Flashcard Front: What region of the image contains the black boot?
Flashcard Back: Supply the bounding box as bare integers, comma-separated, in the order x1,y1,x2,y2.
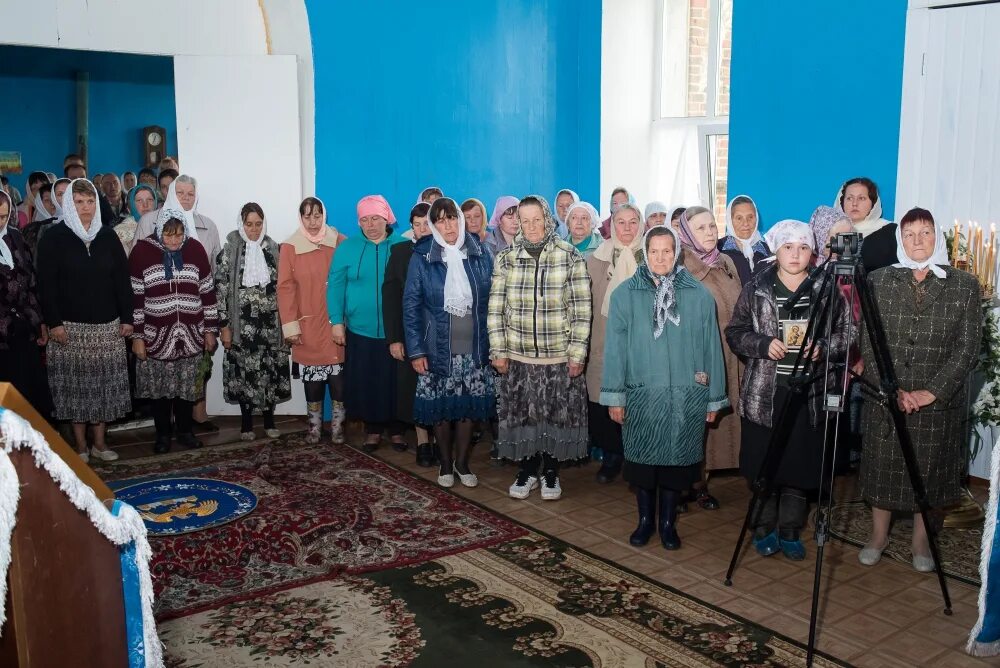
175,432,203,450
415,443,434,467
629,487,657,546
658,489,681,550
595,452,623,483
153,433,172,454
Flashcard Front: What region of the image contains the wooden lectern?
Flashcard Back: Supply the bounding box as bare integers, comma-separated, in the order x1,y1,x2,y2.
0,383,128,667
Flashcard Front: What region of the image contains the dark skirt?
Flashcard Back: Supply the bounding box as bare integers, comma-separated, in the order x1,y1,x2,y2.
624,461,701,491
413,354,495,425
0,318,53,419
344,329,396,424
587,400,622,454
395,357,418,425
739,386,829,491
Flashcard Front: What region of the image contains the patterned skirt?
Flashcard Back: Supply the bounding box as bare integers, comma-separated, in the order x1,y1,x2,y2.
413,354,495,425
46,320,130,423
495,360,588,462
136,355,201,402
223,345,292,407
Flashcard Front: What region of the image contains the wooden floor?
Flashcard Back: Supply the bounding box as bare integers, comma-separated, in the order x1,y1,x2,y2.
99,416,992,667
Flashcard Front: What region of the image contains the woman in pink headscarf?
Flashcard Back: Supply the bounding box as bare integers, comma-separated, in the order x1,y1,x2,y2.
327,195,408,452
677,206,743,511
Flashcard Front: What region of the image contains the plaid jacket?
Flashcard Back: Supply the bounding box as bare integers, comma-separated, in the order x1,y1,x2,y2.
488,236,592,364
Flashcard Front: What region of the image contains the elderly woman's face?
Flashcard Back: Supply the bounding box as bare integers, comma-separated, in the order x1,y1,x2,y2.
134,190,156,217
731,203,757,240
162,226,185,252
499,207,519,236
647,212,667,228
359,215,388,241
301,205,324,234
0,200,9,232
433,211,461,245
175,182,196,211
243,211,264,242
519,204,546,244
556,193,574,221
612,191,629,207
613,209,641,245
901,219,936,263
688,211,719,249
647,233,677,275
776,242,813,275
464,206,484,234
411,215,431,240
567,208,592,241
74,191,97,226
843,183,874,223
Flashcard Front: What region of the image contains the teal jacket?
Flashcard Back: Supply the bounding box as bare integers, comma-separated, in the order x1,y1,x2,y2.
326,230,406,339
600,267,729,467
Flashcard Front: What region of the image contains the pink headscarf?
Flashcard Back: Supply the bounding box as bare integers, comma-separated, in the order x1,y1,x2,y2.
677,207,722,266
489,195,520,229
298,197,329,245
357,195,396,224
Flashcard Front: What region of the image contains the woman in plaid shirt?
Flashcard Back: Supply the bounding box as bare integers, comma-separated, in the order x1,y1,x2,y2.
488,195,592,501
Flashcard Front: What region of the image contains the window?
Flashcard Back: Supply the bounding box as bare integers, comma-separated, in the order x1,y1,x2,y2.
653,0,732,226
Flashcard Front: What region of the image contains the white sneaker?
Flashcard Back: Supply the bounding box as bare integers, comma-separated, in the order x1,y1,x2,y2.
454,466,478,488
437,472,455,488
78,451,90,464
509,472,539,499
240,431,255,441
540,470,562,501
90,447,119,462
265,428,281,439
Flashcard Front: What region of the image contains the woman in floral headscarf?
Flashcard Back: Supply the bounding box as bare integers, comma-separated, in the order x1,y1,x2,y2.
488,195,592,502
602,225,728,550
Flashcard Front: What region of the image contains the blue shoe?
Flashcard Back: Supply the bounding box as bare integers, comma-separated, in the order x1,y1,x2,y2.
753,530,780,557
779,538,806,561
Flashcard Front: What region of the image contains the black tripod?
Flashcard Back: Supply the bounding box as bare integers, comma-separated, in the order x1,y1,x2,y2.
722,236,952,667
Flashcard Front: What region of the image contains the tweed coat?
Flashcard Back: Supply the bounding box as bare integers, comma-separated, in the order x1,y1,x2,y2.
859,265,982,511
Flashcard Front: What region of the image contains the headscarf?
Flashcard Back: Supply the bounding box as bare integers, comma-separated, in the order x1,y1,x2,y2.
808,205,853,261
162,176,200,241
677,206,722,266
155,207,188,280
609,186,637,213
763,219,815,262
357,194,396,224
833,181,889,237
642,225,685,337
553,188,580,237
128,184,158,223
51,178,70,219
723,195,768,268
893,217,949,279
514,194,556,252
31,191,53,223
428,198,473,317
644,201,669,225
489,195,520,230
238,206,271,288
298,197,329,245
61,179,103,244
565,201,600,232
0,190,14,269
593,202,644,316
417,186,443,204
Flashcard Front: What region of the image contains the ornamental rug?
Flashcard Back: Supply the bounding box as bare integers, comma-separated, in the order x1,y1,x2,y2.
826,499,982,585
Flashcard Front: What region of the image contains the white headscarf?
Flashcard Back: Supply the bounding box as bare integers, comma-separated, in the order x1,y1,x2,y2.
0,191,14,269
893,216,949,279
238,207,271,288
61,179,103,244
644,201,669,225
565,201,600,232
725,195,767,268
50,179,69,220
593,202,644,316
834,182,890,237
163,176,200,241
428,198,473,317
31,191,52,223
763,219,815,262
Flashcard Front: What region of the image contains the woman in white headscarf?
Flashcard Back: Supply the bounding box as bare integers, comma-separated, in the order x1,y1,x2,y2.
134,174,221,271
858,207,980,573
834,176,896,272
563,200,602,256
586,202,644,483
553,188,580,238
404,197,495,488
644,201,669,230
36,179,134,462
22,182,60,257
717,195,771,285
215,202,291,441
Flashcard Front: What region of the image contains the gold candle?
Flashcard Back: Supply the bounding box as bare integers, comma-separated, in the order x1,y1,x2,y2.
953,219,960,259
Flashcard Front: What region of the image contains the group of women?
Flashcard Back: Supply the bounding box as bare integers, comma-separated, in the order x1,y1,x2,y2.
0,173,982,573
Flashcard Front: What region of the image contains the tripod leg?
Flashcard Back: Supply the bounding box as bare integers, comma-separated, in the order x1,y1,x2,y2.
724,487,761,587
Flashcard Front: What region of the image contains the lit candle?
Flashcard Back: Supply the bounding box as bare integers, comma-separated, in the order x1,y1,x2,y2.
953,219,960,259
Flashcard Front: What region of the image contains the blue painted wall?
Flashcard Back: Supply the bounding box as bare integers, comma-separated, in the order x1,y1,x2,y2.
0,46,176,189
305,0,601,234
727,0,908,228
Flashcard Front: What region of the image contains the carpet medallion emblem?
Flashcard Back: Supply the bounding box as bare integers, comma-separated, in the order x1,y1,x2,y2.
116,477,258,536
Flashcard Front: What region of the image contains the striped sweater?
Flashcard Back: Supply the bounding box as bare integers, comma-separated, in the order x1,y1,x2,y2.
129,237,219,360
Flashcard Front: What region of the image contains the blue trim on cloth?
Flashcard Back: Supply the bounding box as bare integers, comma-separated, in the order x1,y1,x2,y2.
976,503,1000,646
112,500,146,668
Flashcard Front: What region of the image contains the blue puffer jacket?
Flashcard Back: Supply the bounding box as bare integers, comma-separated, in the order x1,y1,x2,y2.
403,233,494,376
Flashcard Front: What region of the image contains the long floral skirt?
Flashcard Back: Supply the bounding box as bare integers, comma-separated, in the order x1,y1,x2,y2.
136,355,201,402
495,360,588,462
413,354,495,425
223,344,291,408
46,320,130,423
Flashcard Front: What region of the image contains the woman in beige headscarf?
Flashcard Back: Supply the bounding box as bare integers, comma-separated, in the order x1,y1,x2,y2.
586,202,644,483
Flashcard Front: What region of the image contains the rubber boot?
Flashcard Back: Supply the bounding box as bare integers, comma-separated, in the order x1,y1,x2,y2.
629,487,657,546
305,401,322,444
330,401,346,445
658,489,681,550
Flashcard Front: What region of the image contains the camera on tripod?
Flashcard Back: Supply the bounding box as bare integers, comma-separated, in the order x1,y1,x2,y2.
828,232,861,259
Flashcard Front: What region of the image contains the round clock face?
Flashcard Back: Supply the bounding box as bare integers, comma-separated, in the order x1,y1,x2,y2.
147,132,162,147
